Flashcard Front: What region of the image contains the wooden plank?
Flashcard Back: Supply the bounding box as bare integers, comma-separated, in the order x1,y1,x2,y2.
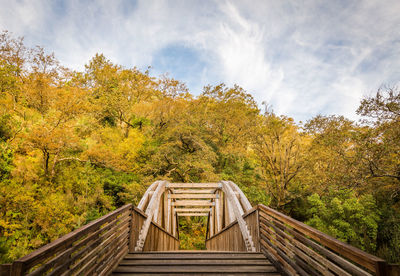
221,181,255,252
137,182,158,210
174,208,211,212
215,190,222,232
206,208,257,242
0,263,11,276
11,204,132,273
259,210,371,276
167,183,222,188
259,215,353,276
228,181,252,212
172,189,216,194
30,214,130,276
177,212,209,216
210,208,214,237
166,195,171,232
172,200,215,206
169,194,217,199
119,259,271,265
258,204,384,273
172,206,176,238
113,265,276,273
135,181,166,251
260,235,303,276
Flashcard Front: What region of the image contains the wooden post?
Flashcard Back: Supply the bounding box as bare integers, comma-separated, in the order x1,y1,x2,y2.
166,194,171,233
215,191,221,232
210,205,214,237
172,206,176,237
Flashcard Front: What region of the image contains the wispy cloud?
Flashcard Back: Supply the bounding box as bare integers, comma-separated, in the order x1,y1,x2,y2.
1,0,399,121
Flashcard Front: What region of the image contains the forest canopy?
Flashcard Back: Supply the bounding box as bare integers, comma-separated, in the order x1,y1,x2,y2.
0,31,399,263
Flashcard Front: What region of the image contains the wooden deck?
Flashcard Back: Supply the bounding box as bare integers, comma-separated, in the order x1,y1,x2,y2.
112,251,280,275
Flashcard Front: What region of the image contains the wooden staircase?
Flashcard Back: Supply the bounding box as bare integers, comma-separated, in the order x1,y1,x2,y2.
112,251,280,275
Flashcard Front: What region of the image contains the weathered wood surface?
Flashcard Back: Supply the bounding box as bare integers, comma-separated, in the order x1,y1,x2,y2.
129,206,179,252
167,183,222,188
142,222,179,251
134,181,167,251
172,200,215,206
0,203,180,276
205,208,259,252
257,204,399,276
112,252,280,275
2,204,132,276
169,194,217,199
177,212,209,216
4,181,399,276
174,207,211,212
220,181,256,252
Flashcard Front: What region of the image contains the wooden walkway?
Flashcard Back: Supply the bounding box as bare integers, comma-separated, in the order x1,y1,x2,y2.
1,181,399,276
112,251,280,275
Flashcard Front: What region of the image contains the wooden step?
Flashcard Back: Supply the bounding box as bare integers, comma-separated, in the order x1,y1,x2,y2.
113,274,280,276
112,251,281,275
113,265,277,273
119,259,271,265
124,253,267,259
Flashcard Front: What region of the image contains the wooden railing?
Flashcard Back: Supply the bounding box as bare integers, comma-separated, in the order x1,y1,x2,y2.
1,204,179,276
257,204,399,276
130,206,179,251
1,204,131,276
205,207,260,252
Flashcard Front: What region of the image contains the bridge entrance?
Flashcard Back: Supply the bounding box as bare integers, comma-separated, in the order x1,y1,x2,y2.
135,181,256,252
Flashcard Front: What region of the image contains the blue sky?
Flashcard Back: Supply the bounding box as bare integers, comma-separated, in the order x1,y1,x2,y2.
1,0,399,121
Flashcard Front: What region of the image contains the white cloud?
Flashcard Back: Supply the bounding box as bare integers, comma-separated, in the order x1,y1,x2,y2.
1,0,399,121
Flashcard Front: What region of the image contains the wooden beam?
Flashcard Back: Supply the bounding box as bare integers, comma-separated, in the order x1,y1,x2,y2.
169,194,217,199
172,200,215,206
137,182,158,210
221,181,256,252
177,213,209,216
166,195,171,233
172,206,176,238
172,189,216,194
167,183,222,189
215,190,221,232
174,208,211,212
209,207,214,237
226,197,235,223
135,181,166,251
228,181,252,212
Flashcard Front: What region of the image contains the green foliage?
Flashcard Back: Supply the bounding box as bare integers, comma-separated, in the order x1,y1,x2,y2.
178,216,207,250
306,192,380,252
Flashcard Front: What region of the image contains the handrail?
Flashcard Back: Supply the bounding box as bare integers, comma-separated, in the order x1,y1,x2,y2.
1,203,180,275
205,206,257,241
131,206,179,242
257,204,395,276
205,207,259,252
5,204,132,275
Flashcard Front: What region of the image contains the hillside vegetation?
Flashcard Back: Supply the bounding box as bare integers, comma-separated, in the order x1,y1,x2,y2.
0,31,399,263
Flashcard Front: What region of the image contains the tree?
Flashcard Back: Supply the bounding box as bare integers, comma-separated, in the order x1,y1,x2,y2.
254,113,309,210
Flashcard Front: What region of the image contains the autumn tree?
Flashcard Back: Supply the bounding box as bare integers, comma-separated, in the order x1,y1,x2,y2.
254,113,309,210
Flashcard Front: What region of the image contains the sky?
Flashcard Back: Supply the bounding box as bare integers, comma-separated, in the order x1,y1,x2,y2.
1,0,399,121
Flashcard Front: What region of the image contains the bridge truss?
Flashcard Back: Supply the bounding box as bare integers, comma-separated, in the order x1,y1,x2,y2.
135,181,256,252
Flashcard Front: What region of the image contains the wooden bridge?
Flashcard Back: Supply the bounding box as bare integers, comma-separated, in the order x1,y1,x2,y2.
1,181,399,275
